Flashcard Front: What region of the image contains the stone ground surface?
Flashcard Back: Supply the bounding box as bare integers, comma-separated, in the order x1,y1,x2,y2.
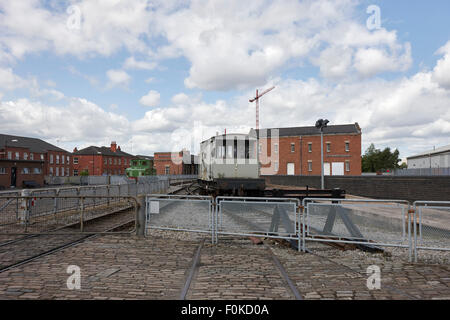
0,231,449,300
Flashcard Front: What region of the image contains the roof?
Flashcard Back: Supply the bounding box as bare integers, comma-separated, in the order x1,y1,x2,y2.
135,155,154,161
256,123,361,138
407,145,450,159
0,133,69,153
73,146,133,157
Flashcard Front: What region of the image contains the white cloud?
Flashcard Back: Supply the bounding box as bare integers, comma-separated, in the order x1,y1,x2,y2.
432,41,450,89
0,67,26,91
106,69,131,89
123,56,157,70
0,97,130,145
139,90,160,107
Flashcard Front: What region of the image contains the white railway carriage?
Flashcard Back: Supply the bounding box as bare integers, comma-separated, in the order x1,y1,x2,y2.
199,130,265,195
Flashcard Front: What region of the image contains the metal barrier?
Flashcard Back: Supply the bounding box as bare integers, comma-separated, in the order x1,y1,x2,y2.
145,194,214,243
0,195,138,235
216,197,300,248
413,201,450,261
301,198,413,260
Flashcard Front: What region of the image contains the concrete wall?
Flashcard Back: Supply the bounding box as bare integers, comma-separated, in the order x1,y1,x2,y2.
262,175,450,203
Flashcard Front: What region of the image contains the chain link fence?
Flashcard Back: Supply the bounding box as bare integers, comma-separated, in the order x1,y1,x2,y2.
145,195,213,242
301,198,413,260
413,201,450,260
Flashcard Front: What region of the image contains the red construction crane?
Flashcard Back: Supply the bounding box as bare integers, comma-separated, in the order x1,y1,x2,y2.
249,86,275,130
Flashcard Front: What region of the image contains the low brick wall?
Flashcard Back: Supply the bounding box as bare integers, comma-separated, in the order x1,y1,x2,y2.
262,175,450,203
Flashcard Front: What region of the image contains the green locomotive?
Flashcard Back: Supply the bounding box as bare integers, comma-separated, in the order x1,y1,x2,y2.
125,157,155,179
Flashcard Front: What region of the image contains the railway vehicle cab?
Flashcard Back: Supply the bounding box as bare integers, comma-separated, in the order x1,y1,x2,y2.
199,130,265,195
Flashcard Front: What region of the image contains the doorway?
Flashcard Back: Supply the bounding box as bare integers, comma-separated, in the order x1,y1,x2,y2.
11,167,17,187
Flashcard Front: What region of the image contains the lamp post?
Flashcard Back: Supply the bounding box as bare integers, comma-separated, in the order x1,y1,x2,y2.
315,119,329,190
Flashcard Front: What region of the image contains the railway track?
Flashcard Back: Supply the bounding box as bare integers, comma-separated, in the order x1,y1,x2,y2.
0,207,135,274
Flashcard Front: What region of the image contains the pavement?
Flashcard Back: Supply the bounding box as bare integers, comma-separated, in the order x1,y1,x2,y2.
0,232,449,300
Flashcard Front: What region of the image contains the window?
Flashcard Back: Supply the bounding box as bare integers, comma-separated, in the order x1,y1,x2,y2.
165,165,170,175
50,167,53,176
274,143,278,154
345,161,350,172
24,152,28,160
308,143,312,153
0,168,6,174
30,153,34,160
124,159,127,165
345,142,350,152
109,158,112,165
56,155,60,164
33,168,42,174
326,142,331,153
119,158,121,165
50,154,54,164
291,143,295,153
67,156,70,163
73,157,79,164
258,143,262,154
40,154,44,160
22,168,30,174
66,167,70,176
74,169,79,176
62,155,65,164
61,167,65,176
15,152,20,160
55,167,59,177
114,158,117,165
7,151,12,159
274,161,279,173
308,161,313,172
104,158,107,165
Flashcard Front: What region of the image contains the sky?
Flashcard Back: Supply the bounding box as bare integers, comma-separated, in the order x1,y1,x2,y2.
0,0,449,160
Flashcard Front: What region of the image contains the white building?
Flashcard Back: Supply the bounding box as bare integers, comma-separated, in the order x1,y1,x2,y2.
407,145,450,169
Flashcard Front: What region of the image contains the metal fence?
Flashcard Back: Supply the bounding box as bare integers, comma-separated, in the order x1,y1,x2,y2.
216,197,300,246
0,179,170,235
44,174,198,186
413,201,450,258
145,195,214,242
0,195,138,234
301,198,413,260
394,168,450,176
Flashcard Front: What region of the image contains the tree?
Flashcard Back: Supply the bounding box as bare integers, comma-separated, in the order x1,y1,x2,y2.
361,143,402,173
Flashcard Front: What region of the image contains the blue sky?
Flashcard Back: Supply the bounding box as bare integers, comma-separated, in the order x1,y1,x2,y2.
0,0,449,159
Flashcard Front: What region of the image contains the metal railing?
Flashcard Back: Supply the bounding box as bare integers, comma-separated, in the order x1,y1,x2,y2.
215,196,300,247
145,194,214,243
301,198,413,260
413,201,450,261
0,195,138,235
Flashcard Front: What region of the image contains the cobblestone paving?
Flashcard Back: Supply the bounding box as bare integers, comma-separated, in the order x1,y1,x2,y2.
187,239,293,300
0,233,449,300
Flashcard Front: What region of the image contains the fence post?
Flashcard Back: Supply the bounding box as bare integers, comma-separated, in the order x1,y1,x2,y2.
53,188,59,216
136,195,146,237
19,189,31,230
80,197,85,232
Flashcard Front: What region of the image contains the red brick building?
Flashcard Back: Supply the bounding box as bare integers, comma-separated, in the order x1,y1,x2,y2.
0,134,72,189
258,123,362,176
154,150,198,175
72,142,134,176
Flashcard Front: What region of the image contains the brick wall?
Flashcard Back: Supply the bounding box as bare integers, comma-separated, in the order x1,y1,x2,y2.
154,152,183,175
263,175,450,203
259,133,361,176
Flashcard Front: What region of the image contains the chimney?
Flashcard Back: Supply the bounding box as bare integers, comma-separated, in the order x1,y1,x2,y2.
118,146,121,151
111,141,117,153
73,147,78,153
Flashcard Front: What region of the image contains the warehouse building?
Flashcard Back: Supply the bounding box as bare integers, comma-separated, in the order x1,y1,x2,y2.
407,145,450,169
